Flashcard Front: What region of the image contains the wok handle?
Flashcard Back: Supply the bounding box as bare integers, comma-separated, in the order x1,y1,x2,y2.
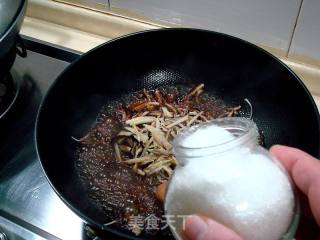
16,35,27,58
85,224,123,240
85,225,105,240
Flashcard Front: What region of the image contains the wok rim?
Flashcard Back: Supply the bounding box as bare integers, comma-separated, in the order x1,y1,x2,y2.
35,27,320,238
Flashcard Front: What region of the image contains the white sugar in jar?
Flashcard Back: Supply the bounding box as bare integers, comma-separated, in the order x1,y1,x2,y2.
165,117,299,240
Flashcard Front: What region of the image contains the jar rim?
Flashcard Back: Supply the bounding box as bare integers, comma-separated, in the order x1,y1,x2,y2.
173,117,259,157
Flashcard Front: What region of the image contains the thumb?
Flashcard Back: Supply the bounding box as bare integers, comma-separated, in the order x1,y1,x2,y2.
183,215,243,240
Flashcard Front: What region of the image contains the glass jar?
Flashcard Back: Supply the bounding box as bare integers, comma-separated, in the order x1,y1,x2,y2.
164,117,299,240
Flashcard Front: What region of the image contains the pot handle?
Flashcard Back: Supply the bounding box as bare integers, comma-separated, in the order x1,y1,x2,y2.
85,225,104,240
16,35,27,58
85,225,121,240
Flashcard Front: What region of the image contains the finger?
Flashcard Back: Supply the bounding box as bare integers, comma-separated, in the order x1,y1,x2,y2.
183,215,242,240
270,145,320,225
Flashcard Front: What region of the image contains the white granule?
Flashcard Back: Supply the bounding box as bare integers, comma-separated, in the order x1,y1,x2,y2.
165,125,295,240
180,125,235,148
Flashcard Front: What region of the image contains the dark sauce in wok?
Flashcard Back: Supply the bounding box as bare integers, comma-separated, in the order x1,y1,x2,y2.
74,85,242,237
75,116,164,236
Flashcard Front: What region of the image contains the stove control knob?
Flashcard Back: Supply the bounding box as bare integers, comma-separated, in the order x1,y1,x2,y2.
0,232,7,240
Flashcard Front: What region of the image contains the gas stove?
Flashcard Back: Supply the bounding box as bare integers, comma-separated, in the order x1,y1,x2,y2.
0,36,93,240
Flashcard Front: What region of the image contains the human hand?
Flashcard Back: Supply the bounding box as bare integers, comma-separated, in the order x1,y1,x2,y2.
270,145,320,240
183,215,242,240
183,145,320,240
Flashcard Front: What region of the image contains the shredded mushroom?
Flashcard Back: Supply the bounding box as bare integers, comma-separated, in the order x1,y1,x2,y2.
113,84,241,182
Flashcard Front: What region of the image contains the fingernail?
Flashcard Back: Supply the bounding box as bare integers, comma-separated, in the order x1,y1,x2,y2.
184,215,208,240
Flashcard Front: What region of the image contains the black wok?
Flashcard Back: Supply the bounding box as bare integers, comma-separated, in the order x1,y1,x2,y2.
36,29,320,239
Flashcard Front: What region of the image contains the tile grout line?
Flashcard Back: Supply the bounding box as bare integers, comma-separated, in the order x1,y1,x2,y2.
286,0,304,57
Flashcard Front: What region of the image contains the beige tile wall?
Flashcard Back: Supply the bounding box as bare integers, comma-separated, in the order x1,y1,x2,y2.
67,0,320,66
110,0,302,54
29,0,161,39
288,0,320,67
23,0,320,97
91,0,107,4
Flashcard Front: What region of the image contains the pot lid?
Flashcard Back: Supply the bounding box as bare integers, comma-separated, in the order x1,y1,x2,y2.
0,0,24,38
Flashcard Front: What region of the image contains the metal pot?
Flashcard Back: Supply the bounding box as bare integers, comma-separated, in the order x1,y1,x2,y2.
0,0,27,80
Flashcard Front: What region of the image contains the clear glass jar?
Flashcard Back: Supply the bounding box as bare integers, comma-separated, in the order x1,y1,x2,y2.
164,117,299,240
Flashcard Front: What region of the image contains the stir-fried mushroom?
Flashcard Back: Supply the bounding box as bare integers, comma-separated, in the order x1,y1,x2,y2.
74,83,242,236
114,84,241,183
